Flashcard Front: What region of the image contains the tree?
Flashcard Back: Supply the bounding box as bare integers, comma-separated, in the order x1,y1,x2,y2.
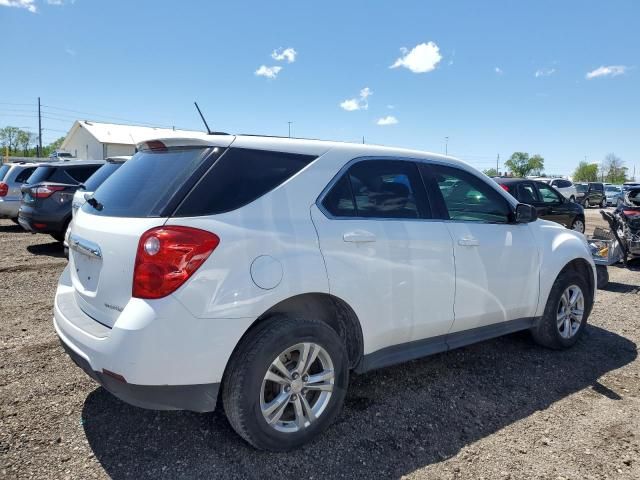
573,161,599,182
16,130,35,156
483,167,499,177
601,153,627,184
0,126,21,154
504,152,545,177
41,137,65,157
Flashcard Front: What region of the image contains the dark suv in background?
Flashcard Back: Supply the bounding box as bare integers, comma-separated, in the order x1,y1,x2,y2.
575,182,606,208
494,177,586,232
18,161,104,241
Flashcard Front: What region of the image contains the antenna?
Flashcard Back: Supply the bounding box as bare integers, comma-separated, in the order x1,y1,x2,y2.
194,101,212,135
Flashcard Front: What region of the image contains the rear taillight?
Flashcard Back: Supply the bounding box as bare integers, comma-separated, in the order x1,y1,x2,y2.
33,185,65,198
132,226,220,299
499,184,510,192
0,182,7,197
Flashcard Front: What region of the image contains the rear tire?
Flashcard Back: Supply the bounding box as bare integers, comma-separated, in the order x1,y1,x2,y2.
531,268,592,349
600,198,607,208
11,218,19,225
50,219,70,243
596,265,609,289
570,217,585,233
222,315,349,451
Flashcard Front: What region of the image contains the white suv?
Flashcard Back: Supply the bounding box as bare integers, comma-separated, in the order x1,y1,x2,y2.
54,135,596,451
538,178,578,202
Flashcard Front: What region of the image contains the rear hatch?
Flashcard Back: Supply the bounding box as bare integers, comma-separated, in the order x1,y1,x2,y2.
68,138,233,327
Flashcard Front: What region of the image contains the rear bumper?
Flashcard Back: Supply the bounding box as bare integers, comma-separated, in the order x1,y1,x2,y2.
0,198,20,219
18,205,67,234
53,266,253,412
58,338,219,412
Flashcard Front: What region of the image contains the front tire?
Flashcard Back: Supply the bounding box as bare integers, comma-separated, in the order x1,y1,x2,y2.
600,198,607,208
531,269,592,349
571,217,585,233
222,315,349,451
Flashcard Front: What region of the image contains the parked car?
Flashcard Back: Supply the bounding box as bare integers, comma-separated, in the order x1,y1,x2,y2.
71,156,131,220
575,182,606,208
0,162,42,223
18,161,104,241
48,151,75,161
537,178,577,202
494,178,586,233
55,135,596,451
605,185,624,207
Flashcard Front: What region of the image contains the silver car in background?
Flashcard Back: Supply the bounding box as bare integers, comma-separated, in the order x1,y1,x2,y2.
0,162,43,222
605,185,624,207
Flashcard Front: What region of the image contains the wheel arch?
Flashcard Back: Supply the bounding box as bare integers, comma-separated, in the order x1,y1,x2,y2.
225,292,364,373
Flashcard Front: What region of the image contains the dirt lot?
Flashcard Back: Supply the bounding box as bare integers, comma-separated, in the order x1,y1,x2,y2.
1,209,639,479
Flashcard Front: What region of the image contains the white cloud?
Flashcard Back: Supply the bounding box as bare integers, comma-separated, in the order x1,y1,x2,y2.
387,104,395,109
340,87,373,111
65,47,76,56
585,65,627,79
47,0,63,4
271,47,297,63
0,0,37,13
494,67,503,75
376,116,398,126
255,65,282,79
390,42,442,73
535,67,556,77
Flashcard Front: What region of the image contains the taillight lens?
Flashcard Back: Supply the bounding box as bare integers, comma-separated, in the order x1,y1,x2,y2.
0,182,7,197
33,185,65,198
499,184,510,192
132,226,220,299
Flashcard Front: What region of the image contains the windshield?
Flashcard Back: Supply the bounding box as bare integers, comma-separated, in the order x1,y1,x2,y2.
605,186,621,192
575,184,588,193
83,147,220,218
83,162,123,191
0,164,10,181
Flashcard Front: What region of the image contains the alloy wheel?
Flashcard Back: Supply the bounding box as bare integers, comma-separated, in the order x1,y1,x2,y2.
260,342,335,433
557,285,584,339
572,219,585,233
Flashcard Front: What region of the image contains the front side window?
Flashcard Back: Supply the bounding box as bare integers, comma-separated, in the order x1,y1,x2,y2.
536,183,562,204
430,165,511,223
322,160,430,219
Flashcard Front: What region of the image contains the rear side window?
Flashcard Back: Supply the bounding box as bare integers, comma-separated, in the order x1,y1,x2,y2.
322,160,430,219
175,148,317,216
14,167,36,183
517,183,539,203
83,163,122,191
0,165,10,181
85,147,220,218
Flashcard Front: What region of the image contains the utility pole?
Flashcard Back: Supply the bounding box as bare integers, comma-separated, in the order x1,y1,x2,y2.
37,97,42,157
496,153,500,175
288,121,292,138
444,136,449,155
362,136,365,144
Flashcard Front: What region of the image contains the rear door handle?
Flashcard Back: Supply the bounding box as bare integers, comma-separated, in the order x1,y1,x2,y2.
343,231,377,243
458,237,480,247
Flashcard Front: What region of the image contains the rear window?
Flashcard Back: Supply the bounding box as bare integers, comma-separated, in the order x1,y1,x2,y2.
83,163,123,191
25,166,55,184
65,165,102,183
0,164,10,181
84,147,221,218
14,167,36,183
575,184,588,193
174,148,317,216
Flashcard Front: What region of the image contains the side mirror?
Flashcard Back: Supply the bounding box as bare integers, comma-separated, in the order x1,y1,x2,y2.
515,203,538,223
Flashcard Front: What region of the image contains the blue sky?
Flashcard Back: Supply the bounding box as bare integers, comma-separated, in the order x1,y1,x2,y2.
1,0,638,176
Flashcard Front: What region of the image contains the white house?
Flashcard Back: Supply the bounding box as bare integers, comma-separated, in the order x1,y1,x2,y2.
60,120,205,160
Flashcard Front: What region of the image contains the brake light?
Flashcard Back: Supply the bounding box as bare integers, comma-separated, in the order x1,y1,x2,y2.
499,184,510,192
0,182,7,197
142,140,168,152
132,226,220,299
33,185,65,198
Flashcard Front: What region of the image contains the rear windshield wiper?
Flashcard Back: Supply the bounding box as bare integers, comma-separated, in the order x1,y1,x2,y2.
86,195,104,211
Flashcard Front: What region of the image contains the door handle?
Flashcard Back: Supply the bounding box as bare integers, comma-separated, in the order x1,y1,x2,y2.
458,237,480,247
343,231,377,243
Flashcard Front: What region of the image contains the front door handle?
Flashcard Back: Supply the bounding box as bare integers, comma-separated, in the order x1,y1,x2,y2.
343,231,377,243
458,237,480,247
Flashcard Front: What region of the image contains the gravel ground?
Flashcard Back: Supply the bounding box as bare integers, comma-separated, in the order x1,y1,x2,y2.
1,209,639,480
